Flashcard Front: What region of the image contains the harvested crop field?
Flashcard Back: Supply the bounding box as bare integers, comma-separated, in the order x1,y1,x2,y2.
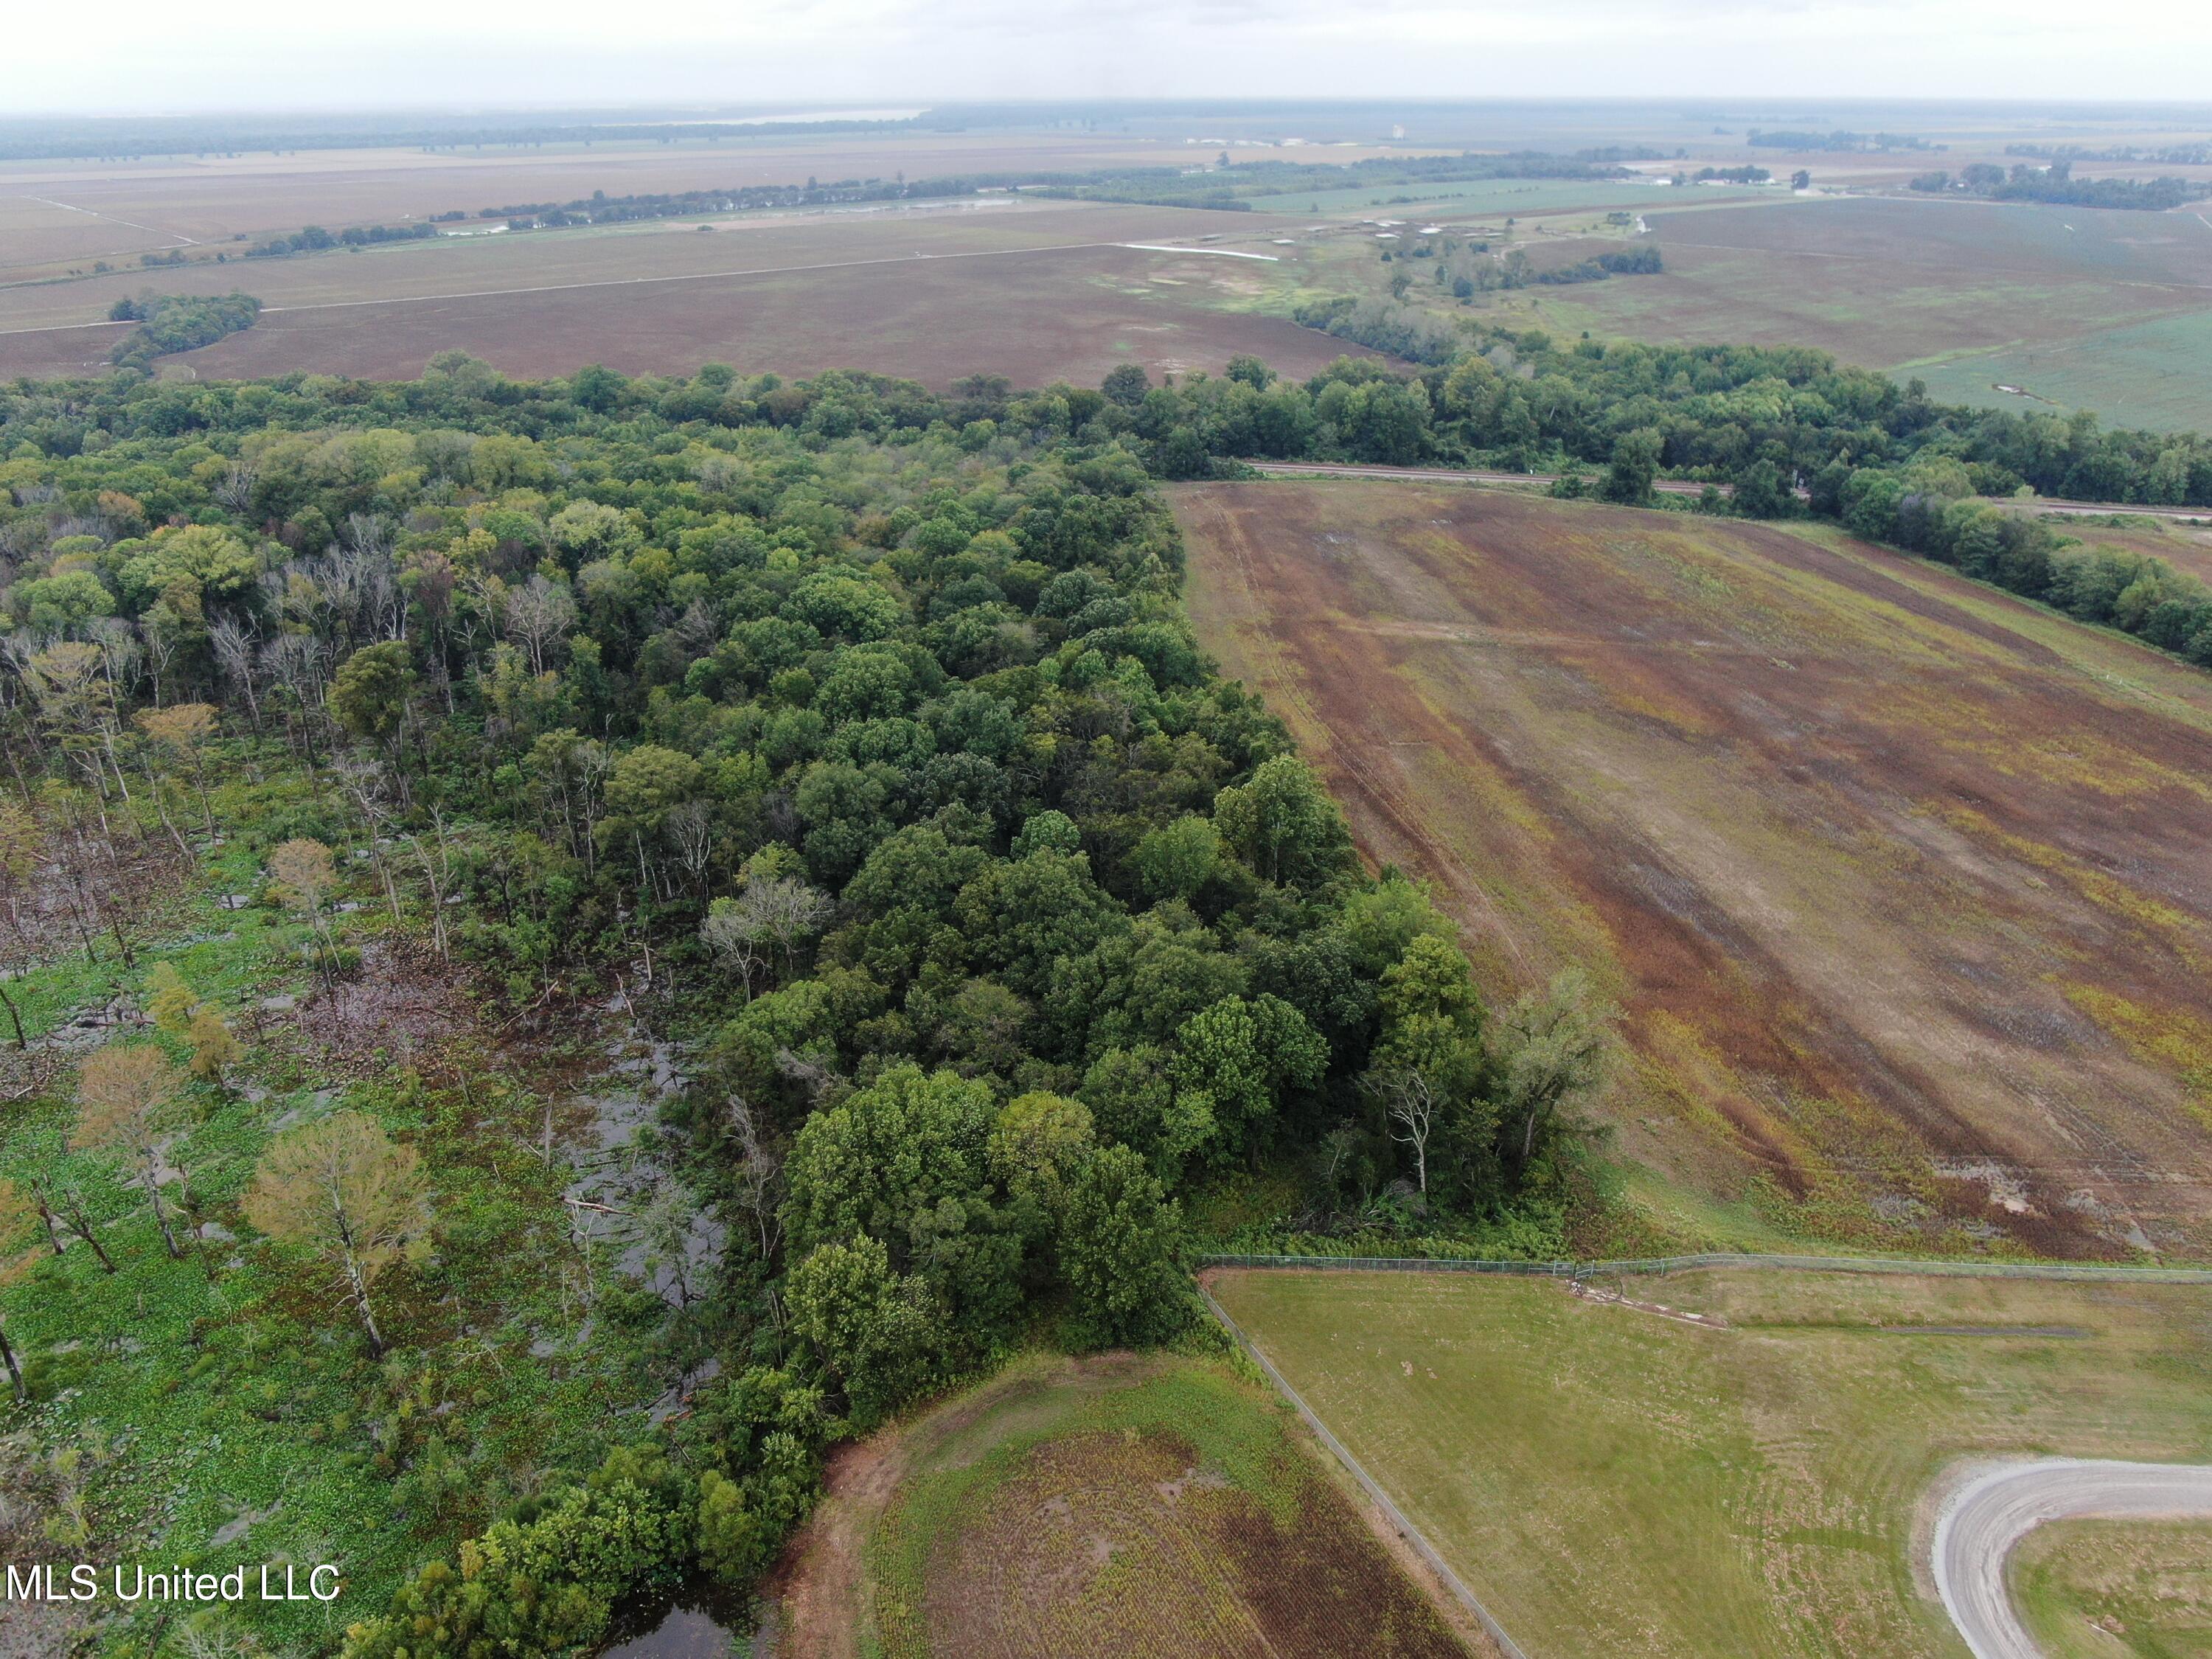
0,201,1352,386
1178,479,2212,1255
773,1353,1489,1659
1209,1265,2212,1659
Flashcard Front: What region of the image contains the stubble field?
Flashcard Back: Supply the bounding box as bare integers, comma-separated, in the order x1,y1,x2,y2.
0,199,1359,386
1209,1266,2212,1659
1177,479,2212,1255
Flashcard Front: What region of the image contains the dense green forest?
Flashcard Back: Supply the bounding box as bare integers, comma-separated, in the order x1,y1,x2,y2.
0,360,1606,1655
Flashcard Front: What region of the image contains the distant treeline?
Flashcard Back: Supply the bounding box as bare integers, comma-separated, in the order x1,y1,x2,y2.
1911,160,2211,210
246,221,447,258
2006,142,2212,166
479,176,980,226
1294,249,1661,361
1293,299,1464,364
103,292,260,372
1031,152,1633,211
1532,246,1665,284
1748,129,1936,152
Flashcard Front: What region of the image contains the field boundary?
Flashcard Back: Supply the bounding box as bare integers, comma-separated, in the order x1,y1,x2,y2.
1196,1281,1536,1659
1196,1251,2212,1284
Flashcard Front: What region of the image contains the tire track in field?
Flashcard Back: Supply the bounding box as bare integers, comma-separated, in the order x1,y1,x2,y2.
18,193,198,246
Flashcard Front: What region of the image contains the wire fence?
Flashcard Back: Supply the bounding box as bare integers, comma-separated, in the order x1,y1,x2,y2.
1195,1251,2212,1284
1197,1282,1536,1659
1198,1249,2212,1658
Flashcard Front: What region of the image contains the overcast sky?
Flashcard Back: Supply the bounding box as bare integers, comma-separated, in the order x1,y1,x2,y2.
16,0,2212,113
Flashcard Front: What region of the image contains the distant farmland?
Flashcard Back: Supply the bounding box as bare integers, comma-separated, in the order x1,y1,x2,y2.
1210,1266,2212,1659
1178,479,2212,1256
0,132,1428,276
1506,195,2212,431
0,200,1353,386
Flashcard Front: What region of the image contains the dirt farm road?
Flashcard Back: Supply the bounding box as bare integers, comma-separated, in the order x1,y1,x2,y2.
1933,1459,2212,1658
1243,460,2212,525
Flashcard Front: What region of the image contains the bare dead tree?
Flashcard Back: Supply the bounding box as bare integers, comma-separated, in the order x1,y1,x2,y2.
212,458,258,513
335,759,406,926
208,615,265,736
403,811,454,960
664,799,714,902
502,575,577,678
1366,1066,1439,1197
724,1093,782,1262
700,874,833,996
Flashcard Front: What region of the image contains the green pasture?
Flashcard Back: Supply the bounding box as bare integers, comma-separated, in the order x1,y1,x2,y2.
1210,1267,2212,1659
1907,310,2212,435
1245,178,1771,220
2012,1518,2212,1658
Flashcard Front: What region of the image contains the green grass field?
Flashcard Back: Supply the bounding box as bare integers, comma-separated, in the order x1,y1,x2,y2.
1244,179,1772,219
1209,1267,2212,1659
2012,1518,2212,1657
1395,195,2212,432
862,1354,1478,1659
1907,309,2212,435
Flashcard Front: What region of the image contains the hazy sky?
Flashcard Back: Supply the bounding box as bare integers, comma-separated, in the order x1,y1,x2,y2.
17,0,2212,112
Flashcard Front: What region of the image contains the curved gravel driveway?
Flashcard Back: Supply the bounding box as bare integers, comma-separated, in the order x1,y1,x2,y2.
1933,1458,2212,1658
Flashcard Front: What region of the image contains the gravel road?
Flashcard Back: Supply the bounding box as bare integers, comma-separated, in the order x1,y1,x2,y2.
1933,1458,2212,1658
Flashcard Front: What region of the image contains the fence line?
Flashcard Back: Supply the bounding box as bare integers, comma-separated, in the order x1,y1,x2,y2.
1195,1251,2212,1284
1199,1251,2212,1658
1196,1282,1536,1659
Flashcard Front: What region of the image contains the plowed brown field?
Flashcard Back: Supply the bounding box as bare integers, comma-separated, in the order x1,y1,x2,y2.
1178,479,2212,1256
0,201,1349,387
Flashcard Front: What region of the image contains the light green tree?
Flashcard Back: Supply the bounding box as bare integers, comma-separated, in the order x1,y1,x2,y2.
243,1110,431,1356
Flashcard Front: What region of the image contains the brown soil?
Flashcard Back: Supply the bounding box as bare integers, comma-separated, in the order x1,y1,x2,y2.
165,246,1352,387
925,1429,1469,1659
768,1360,1072,1659
768,1352,1492,1659
0,212,1359,387
771,1434,905,1659
1178,480,2212,1257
